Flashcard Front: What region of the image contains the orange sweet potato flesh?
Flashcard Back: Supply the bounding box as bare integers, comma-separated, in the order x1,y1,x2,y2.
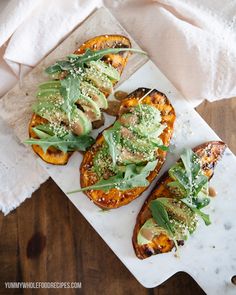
132,141,227,259
29,35,131,165
80,88,176,209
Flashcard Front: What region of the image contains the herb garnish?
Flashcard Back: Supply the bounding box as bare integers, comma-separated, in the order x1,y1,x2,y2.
168,148,210,225
28,46,147,152
25,124,94,153
60,76,81,121
45,48,147,75
68,160,157,194
103,121,121,167
150,199,179,251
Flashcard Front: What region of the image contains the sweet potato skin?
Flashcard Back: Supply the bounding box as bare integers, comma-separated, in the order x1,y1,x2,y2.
132,141,227,259
80,88,176,209
28,35,131,164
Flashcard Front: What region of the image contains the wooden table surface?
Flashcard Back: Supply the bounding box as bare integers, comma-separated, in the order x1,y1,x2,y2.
0,97,235,295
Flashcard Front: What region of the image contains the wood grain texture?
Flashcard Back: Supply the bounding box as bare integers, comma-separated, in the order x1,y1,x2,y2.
0,97,235,295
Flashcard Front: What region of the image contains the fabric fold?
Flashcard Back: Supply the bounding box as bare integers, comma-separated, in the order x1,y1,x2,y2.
0,0,236,214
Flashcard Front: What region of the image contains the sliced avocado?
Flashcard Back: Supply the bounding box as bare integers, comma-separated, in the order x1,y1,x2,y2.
158,198,197,234
71,108,92,135
33,100,59,120
80,81,108,109
36,88,60,98
123,136,157,154
84,67,113,94
137,218,169,245
39,80,61,90
130,104,165,138
88,60,120,82
77,94,101,121
93,145,113,178
117,147,149,165
133,121,165,138
119,131,157,163
168,164,189,198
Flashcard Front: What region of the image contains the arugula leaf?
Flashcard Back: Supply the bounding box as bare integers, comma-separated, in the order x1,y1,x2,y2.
168,164,189,197
31,128,50,140
192,208,211,225
168,148,211,225
150,199,174,236
56,60,73,70
71,173,124,192
181,198,211,225
25,132,94,153
168,149,208,199
68,160,157,194
103,122,121,167
192,174,208,199
195,182,209,209
150,199,179,251
60,76,81,121
32,124,55,136
68,48,147,66
45,48,147,75
45,64,62,75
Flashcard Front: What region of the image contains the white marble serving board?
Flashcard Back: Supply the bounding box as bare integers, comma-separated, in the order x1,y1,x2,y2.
40,60,236,294
1,7,236,294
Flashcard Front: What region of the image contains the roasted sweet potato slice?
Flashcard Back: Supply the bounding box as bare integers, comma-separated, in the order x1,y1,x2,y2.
132,141,226,259
80,88,176,208
74,34,131,80
29,35,131,165
29,114,72,165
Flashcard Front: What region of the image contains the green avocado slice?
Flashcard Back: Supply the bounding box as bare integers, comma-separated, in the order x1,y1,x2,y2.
84,66,113,94
38,80,61,90
88,60,120,82
76,94,101,121
158,198,198,235
80,81,108,109
137,218,169,245
36,88,60,98
71,108,92,135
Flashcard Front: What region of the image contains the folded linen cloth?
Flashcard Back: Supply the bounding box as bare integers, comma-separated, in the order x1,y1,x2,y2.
0,0,102,214
105,0,236,104
0,0,235,214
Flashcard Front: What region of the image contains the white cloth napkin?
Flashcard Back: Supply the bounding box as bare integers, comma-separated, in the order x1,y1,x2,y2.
0,0,102,214
0,0,236,214
105,0,236,105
